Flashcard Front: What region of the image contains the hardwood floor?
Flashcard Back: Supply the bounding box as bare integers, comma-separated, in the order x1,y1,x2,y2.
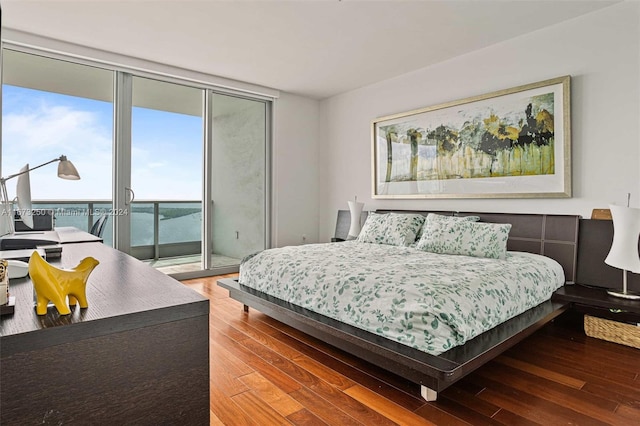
182,275,640,425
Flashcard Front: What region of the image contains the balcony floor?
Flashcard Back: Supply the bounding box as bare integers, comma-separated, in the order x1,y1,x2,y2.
145,254,240,275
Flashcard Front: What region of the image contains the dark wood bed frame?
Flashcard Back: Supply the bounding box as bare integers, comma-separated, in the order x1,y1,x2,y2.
217,210,580,401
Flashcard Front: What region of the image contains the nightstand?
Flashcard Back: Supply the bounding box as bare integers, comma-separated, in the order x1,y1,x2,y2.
553,285,640,322
552,284,640,348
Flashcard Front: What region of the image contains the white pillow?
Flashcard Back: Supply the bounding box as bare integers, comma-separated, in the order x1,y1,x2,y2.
415,218,512,259
357,213,425,246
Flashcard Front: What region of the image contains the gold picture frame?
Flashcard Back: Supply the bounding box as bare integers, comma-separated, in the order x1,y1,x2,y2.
371,76,571,199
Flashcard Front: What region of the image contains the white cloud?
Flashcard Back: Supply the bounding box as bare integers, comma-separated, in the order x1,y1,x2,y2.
3,103,112,200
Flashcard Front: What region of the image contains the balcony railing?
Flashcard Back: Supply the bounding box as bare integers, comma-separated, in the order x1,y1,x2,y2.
32,200,202,261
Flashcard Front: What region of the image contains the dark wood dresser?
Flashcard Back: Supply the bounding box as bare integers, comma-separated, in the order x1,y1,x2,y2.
0,242,209,425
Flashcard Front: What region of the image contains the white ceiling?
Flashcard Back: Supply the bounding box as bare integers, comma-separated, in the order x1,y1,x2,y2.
1,0,620,100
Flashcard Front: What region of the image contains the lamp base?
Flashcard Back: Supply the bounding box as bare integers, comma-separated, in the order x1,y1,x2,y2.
606,289,640,300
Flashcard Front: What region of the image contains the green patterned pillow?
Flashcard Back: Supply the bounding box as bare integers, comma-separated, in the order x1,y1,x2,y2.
415,219,512,259
415,213,480,243
357,213,425,246
385,213,426,246
356,212,389,244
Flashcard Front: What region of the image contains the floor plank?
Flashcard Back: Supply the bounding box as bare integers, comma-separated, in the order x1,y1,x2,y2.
344,384,437,426
493,355,586,389
209,386,257,426
238,372,304,417
183,275,640,425
477,361,623,424
231,391,292,425
291,354,356,390
288,387,364,426
469,375,610,426
285,408,330,426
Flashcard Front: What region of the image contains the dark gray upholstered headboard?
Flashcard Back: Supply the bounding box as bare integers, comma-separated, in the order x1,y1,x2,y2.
576,218,640,292
337,210,581,284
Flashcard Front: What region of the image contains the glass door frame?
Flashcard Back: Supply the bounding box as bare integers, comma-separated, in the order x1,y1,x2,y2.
113,72,133,254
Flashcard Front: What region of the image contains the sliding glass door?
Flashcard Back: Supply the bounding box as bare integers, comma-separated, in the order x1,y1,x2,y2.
1,48,270,277
206,93,268,271
130,76,204,269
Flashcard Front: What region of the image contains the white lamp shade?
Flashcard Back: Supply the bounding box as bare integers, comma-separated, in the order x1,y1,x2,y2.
58,157,81,180
347,201,364,240
604,204,640,273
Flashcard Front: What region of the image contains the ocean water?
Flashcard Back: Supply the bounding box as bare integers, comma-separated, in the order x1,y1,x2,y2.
35,203,202,247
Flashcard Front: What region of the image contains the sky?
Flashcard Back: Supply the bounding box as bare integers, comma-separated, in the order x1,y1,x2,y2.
2,85,202,202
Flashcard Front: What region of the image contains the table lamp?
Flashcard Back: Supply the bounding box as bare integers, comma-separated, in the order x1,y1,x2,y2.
0,155,80,235
604,203,640,300
347,196,364,240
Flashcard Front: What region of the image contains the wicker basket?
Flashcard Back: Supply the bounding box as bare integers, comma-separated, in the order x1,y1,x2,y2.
584,315,640,349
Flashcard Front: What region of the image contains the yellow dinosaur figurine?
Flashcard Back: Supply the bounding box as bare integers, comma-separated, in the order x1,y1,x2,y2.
29,252,100,315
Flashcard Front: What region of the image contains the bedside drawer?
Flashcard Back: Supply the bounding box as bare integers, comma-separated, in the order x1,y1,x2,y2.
574,303,640,324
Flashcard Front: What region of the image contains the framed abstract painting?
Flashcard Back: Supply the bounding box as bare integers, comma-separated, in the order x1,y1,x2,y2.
371,76,571,199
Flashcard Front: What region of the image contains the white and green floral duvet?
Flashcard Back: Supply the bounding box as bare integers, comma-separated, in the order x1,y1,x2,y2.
239,242,565,355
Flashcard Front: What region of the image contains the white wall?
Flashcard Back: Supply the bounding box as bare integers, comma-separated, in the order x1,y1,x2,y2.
319,2,640,241
272,92,321,247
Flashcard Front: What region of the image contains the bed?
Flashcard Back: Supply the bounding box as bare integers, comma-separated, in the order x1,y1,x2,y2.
218,210,579,401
